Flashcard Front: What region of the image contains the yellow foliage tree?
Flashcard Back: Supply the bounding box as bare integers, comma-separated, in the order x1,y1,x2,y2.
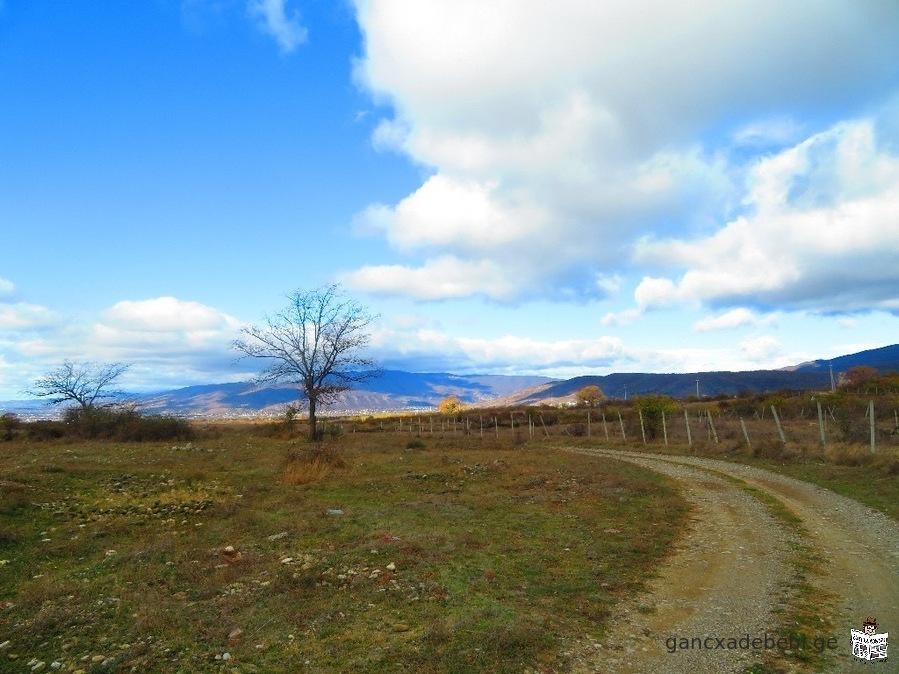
575,385,605,408
438,395,464,415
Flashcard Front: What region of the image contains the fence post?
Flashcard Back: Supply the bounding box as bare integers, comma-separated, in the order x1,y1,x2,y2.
817,401,826,449
638,408,647,446
740,417,751,451
771,405,786,445
870,400,876,453
602,411,609,440
684,408,692,447
494,416,499,439
708,409,719,444
539,414,549,438
617,409,626,442
662,411,668,446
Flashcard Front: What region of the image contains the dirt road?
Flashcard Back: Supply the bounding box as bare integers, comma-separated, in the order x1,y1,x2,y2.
563,448,899,673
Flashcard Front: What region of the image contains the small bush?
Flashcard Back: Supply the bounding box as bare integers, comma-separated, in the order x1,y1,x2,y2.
0,413,20,441
406,439,426,450
24,421,66,441
62,407,194,441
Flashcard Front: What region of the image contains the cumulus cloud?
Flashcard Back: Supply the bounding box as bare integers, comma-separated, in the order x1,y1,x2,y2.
739,336,784,364
0,303,59,331
104,297,236,332
370,325,627,374
634,118,899,314
694,308,777,332
248,0,307,53
96,297,241,350
348,0,899,302
342,256,517,301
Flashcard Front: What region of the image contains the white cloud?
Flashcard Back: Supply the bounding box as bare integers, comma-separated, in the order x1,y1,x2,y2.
739,336,784,364
96,297,241,352
248,0,307,53
371,325,627,374
0,303,59,331
342,256,517,301
349,0,899,301
104,297,235,332
694,308,776,332
601,309,640,328
634,118,899,313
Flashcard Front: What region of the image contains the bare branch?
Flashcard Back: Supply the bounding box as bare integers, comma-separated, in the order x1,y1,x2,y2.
28,361,130,409
231,284,379,440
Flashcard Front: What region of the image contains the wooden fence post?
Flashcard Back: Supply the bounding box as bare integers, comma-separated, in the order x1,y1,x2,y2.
638,408,647,446
662,411,668,446
707,409,719,444
870,400,876,453
617,409,626,442
740,417,751,451
771,405,786,445
684,408,692,447
817,401,826,449
602,411,609,440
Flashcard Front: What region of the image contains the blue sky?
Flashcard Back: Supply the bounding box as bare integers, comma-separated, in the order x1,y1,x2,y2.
2,0,899,398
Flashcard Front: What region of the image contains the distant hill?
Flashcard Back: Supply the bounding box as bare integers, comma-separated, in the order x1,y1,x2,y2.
5,344,897,418
137,371,556,417
492,344,899,406
791,343,899,376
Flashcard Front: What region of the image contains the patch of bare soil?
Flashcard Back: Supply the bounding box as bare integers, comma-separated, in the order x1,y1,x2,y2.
563,449,899,673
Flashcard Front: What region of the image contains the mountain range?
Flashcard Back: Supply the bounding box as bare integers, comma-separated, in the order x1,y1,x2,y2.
4,344,898,418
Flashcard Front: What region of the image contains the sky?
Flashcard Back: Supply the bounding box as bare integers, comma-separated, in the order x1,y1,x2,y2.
2,0,899,399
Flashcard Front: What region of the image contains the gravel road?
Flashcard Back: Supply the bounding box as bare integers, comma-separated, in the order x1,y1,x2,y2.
562,448,899,674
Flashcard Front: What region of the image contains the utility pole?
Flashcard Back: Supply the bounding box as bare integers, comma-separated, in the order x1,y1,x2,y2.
829,362,835,391
696,378,700,398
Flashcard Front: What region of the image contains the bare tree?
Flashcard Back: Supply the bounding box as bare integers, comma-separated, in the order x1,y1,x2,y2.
232,284,379,441
29,360,130,409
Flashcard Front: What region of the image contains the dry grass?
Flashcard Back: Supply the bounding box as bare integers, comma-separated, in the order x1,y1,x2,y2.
282,457,331,485
0,426,688,673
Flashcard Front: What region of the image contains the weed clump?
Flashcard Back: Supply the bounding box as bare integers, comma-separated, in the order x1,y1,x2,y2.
61,407,194,442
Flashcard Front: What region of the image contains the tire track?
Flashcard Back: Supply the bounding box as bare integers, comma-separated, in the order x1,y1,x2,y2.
564,448,899,673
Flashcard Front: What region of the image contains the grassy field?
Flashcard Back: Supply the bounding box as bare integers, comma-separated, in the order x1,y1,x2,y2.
0,425,688,673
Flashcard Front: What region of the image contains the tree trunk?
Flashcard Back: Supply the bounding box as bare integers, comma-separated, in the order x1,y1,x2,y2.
308,395,318,441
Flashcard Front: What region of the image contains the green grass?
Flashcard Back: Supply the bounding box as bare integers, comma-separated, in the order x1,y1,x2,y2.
0,428,688,673
741,458,899,521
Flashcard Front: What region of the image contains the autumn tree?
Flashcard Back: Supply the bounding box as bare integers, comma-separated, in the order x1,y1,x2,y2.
438,395,464,415
232,284,379,441
29,360,130,409
840,365,878,392
575,384,605,408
